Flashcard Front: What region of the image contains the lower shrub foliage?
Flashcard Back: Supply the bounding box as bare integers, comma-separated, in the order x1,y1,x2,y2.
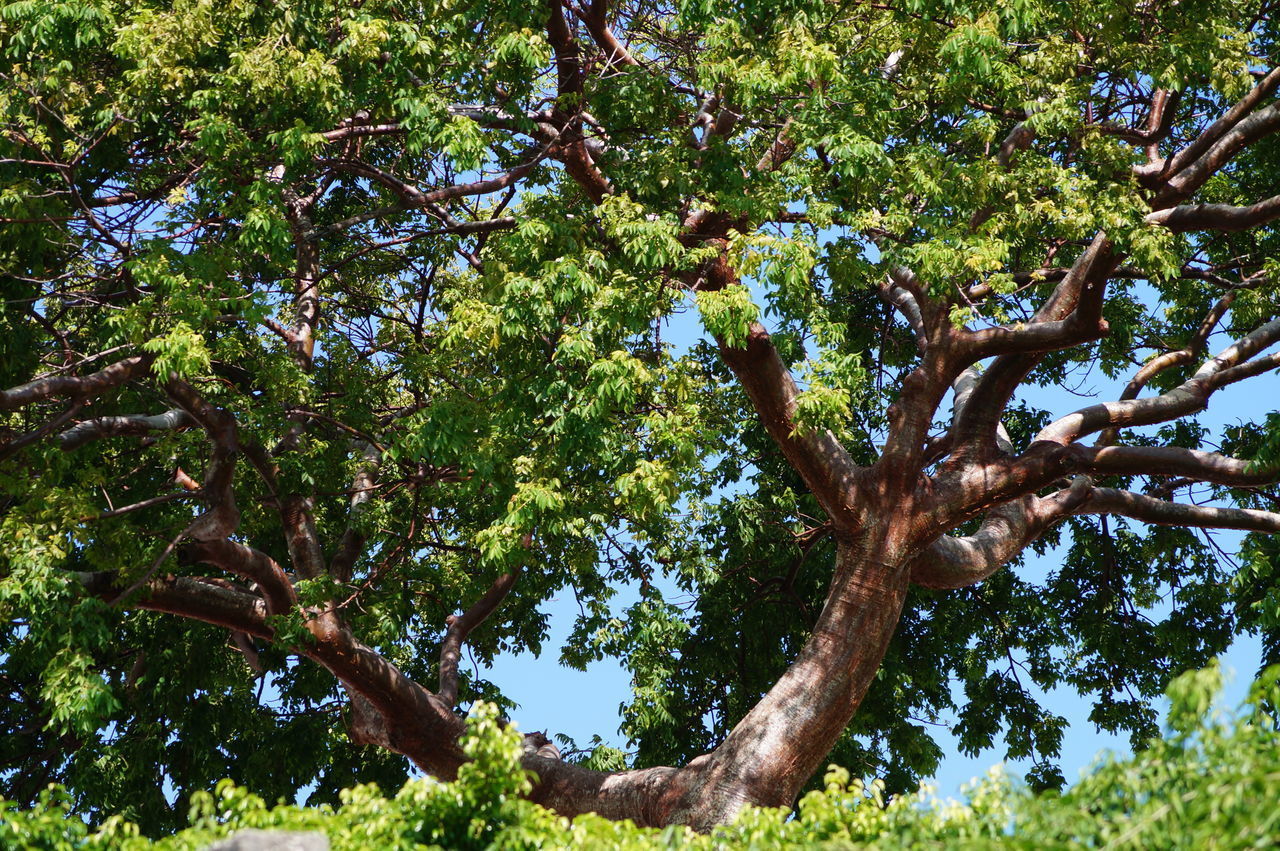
4,662,1278,850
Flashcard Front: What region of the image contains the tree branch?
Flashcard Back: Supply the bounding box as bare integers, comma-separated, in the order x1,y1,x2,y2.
58,408,192,451
1096,291,1234,445
909,479,1091,589
1145,193,1280,232
575,0,640,68
1075,488,1280,533
0,354,152,411
1150,99,1280,205
1076,445,1279,488
947,233,1118,458
281,495,328,582
181,539,298,616
438,565,523,707
78,572,274,638
716,323,868,532
1036,317,1280,445
1138,66,1280,188
164,378,241,541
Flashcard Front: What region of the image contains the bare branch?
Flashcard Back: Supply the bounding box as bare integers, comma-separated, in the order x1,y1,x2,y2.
1075,488,1280,533
1152,100,1280,204
948,233,1118,457
0,354,152,411
1145,193,1280,232
1096,291,1235,445
279,495,327,582
0,402,82,462
879,271,928,355
58,408,192,451
318,123,403,143
910,479,1091,590
1076,445,1278,488
1138,66,1280,187
576,0,640,68
311,160,545,238
1037,317,1280,445
438,565,523,707
78,572,274,638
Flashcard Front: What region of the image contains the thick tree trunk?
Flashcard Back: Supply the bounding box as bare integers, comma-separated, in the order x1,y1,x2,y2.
519,535,911,829
664,536,910,828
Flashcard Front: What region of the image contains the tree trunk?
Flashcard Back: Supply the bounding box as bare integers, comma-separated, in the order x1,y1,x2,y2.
521,535,911,829
667,536,910,828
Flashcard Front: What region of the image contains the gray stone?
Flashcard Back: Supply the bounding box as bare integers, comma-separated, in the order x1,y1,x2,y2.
205,829,329,850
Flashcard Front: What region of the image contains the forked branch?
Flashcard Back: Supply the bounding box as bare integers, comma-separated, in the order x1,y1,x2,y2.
438,565,523,707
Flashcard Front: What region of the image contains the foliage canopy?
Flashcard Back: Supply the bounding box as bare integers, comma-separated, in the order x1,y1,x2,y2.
2,0,1280,833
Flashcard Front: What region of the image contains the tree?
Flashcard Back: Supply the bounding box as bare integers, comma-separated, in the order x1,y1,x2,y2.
2,0,1280,833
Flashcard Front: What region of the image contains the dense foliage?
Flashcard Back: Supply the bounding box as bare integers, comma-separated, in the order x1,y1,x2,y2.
5,664,1280,850
3,0,1280,833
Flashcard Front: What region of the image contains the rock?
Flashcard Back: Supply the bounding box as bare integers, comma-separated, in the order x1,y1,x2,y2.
206,829,329,850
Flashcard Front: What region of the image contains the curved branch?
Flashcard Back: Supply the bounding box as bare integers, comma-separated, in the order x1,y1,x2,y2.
1138,66,1280,188
1146,193,1280,232
181,539,298,616
879,271,928,354
962,234,1115,361
948,233,1117,457
1152,99,1280,204
58,408,192,450
576,0,640,68
438,565,523,707
909,479,1090,590
81,568,468,780
1075,488,1280,533
0,354,152,411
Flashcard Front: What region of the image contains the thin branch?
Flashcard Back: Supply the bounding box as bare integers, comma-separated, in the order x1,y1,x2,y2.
438,565,524,707
1037,317,1280,445
164,378,241,541
1096,291,1235,445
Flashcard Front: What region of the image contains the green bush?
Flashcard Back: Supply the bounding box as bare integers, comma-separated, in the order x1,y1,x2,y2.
4,662,1278,850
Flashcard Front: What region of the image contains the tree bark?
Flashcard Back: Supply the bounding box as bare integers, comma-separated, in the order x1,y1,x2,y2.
512,535,912,829
663,536,910,828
